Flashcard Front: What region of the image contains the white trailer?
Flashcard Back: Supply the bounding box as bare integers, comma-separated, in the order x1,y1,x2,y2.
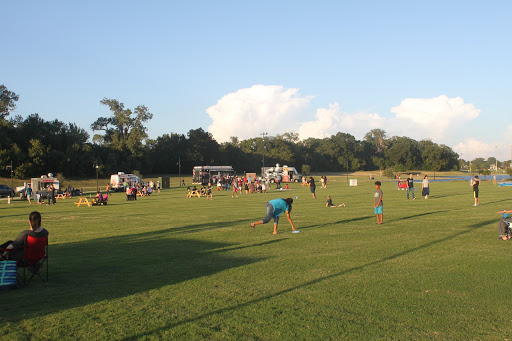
110,172,142,191
263,164,301,183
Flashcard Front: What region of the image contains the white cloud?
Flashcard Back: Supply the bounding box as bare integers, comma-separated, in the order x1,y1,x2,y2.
453,138,492,160
389,95,481,140
298,103,385,139
206,85,311,143
454,138,512,161
207,87,488,159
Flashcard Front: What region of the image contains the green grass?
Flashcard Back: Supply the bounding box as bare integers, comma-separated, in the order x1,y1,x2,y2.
1,177,512,340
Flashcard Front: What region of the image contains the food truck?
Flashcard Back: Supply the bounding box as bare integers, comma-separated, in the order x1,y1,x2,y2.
110,172,142,191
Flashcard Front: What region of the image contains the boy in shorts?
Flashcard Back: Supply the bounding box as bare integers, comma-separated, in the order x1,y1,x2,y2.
374,181,383,224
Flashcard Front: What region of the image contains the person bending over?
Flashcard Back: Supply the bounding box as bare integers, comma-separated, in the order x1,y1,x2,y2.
326,195,345,207
250,198,298,234
1,211,49,261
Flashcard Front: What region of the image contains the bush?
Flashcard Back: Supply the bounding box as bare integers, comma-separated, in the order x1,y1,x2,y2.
132,170,143,178
301,165,311,176
56,172,66,186
384,167,396,179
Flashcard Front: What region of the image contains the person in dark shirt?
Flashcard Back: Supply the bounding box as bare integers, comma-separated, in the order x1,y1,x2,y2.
326,195,345,207
471,176,480,206
308,177,316,199
1,211,48,261
406,174,415,200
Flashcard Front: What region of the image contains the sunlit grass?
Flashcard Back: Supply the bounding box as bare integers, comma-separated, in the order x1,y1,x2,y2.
1,176,511,340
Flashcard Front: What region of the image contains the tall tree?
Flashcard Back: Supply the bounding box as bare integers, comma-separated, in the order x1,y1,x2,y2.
91,98,153,156
0,85,19,119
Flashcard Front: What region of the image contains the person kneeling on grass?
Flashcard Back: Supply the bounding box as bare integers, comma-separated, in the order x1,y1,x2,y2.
326,195,345,207
497,210,512,240
251,198,298,234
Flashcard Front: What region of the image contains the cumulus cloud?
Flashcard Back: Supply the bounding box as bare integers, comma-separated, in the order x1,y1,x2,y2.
390,95,481,140
297,103,385,139
453,138,495,160
206,85,311,143
206,86,484,157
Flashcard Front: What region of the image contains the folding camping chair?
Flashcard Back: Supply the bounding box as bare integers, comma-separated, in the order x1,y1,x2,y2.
17,235,48,287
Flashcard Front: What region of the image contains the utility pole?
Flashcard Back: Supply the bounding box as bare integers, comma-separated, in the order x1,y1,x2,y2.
496,145,498,173
261,132,268,175
345,159,349,182
94,161,99,191
6,160,13,197
178,157,182,186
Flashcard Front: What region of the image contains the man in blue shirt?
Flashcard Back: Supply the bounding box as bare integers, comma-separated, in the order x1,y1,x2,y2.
251,198,299,234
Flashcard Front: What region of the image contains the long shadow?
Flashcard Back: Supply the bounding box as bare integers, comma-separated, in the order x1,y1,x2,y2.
78,218,254,241
387,210,450,223
430,193,466,199
480,199,512,206
2,229,279,322
300,215,374,230
122,218,495,340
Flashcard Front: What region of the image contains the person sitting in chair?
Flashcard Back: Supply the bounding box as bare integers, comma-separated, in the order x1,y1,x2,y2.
1,211,49,261
497,210,512,240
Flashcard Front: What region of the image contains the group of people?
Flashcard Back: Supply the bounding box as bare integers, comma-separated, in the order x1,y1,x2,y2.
397,173,430,200
124,182,153,200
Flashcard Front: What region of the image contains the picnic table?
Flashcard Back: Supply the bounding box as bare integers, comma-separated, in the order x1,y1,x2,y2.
187,190,202,198
74,197,92,207
56,193,66,200
137,191,144,197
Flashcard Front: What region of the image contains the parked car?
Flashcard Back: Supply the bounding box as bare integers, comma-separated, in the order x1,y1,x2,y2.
0,184,15,197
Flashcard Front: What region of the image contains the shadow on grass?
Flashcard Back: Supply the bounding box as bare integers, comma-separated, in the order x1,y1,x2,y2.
429,193,466,199
121,218,495,340
2,220,275,323
301,215,375,230
386,210,450,223
480,199,512,206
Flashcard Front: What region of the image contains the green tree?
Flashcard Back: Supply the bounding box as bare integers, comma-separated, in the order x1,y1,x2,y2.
364,128,388,153
91,98,153,155
0,85,19,119
385,136,420,171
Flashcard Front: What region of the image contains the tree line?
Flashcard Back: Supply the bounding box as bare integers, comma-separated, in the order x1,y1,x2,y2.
0,85,469,179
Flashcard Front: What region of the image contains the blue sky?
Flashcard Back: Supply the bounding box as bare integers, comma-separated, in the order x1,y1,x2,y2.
3,1,512,160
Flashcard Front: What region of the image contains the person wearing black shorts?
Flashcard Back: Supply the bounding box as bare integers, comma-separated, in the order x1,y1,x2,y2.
472,176,480,206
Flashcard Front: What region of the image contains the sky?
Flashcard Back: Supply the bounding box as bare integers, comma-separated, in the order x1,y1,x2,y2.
3,1,512,161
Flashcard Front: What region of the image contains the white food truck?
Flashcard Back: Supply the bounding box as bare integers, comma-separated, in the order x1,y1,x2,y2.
110,172,142,191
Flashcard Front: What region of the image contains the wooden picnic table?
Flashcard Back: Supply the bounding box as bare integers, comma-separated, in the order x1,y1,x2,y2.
187,190,202,198
74,197,92,207
56,193,66,200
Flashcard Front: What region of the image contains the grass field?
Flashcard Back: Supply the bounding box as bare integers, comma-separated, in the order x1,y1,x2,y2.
1,176,512,340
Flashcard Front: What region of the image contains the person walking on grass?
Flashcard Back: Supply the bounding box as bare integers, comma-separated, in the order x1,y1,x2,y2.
422,175,430,199
471,175,480,206
374,181,383,224
250,198,299,234
406,173,415,200
308,176,316,199
206,182,213,200
25,183,32,205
